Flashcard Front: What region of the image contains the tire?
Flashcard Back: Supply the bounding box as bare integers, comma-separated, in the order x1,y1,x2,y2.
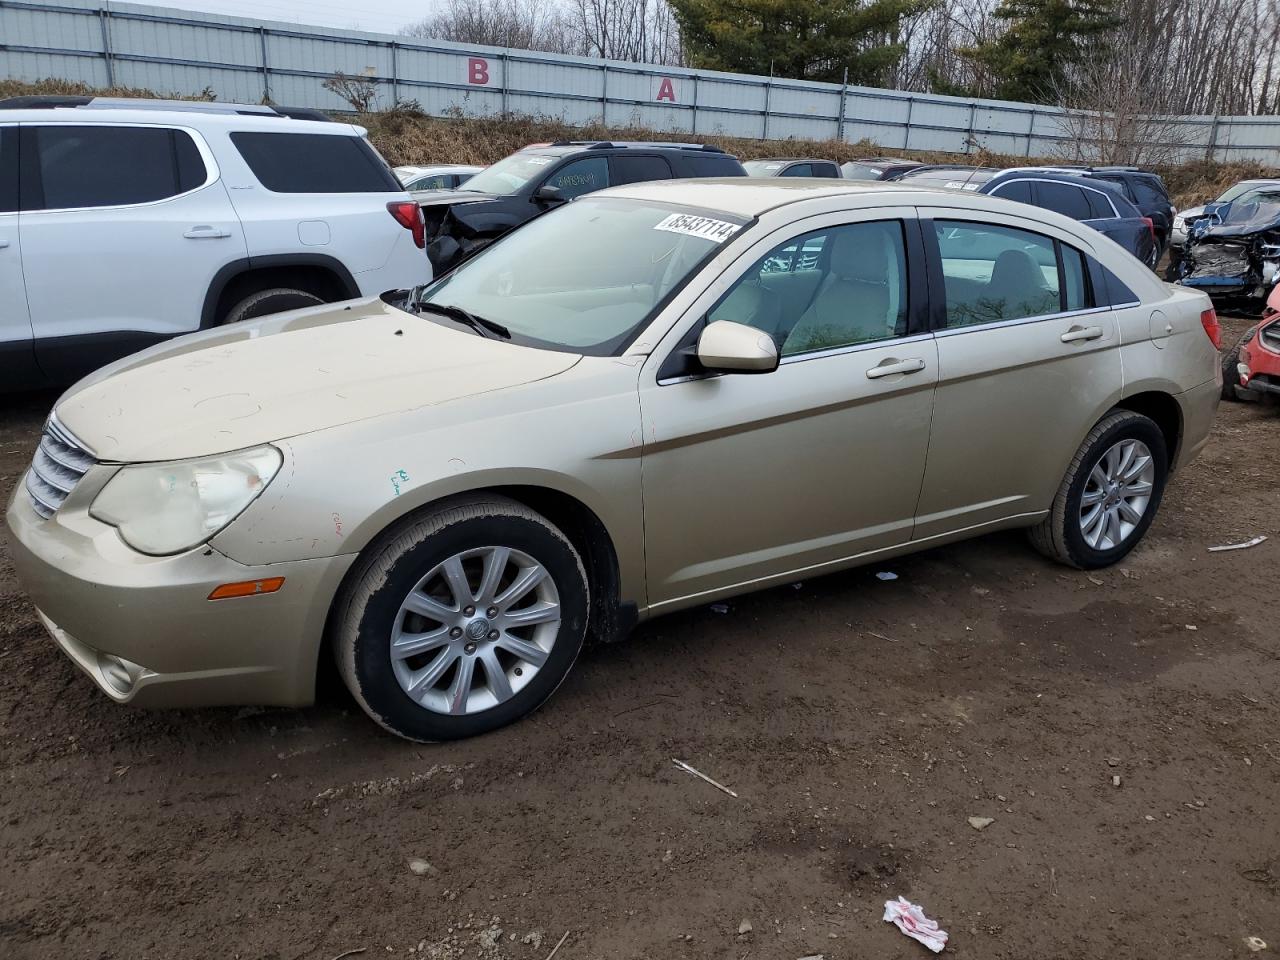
1028,410,1169,570
334,495,589,741
220,287,324,325
1220,327,1256,401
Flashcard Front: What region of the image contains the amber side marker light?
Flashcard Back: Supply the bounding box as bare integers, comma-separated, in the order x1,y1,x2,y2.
208,577,285,601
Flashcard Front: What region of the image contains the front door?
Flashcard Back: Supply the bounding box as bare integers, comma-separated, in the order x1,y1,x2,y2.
19,123,246,381
0,124,38,387
638,211,938,608
912,212,1123,539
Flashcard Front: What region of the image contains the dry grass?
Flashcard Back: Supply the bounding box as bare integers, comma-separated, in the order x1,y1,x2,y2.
4,77,1272,208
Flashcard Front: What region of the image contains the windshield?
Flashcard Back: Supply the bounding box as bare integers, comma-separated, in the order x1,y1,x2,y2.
412,197,749,355
1217,182,1267,203
461,152,558,196
842,163,884,180
743,160,786,175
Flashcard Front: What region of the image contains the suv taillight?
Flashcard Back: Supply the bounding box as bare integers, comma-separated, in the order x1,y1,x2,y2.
387,201,425,249
1141,216,1156,241
1200,307,1222,349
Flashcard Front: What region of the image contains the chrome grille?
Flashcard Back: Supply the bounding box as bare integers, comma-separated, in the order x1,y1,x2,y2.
24,418,96,520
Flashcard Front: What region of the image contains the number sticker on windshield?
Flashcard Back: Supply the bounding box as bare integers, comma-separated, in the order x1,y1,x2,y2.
654,213,741,243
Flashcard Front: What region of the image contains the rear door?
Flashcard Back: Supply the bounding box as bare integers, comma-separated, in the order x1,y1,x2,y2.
913,211,1122,539
19,122,245,382
0,123,39,387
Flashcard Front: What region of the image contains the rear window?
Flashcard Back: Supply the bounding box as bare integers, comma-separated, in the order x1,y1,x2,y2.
231,131,399,193
28,125,207,210
686,154,746,177
1132,178,1169,208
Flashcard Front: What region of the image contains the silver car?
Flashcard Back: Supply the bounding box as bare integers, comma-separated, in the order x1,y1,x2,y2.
7,179,1222,741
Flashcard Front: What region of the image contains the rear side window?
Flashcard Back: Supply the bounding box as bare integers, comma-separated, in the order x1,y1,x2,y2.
231,132,399,193
1132,178,1169,208
933,221,1061,327
811,162,841,178
990,179,1032,204
28,125,207,210
1083,188,1115,219
686,154,746,176
610,154,672,186
0,127,16,213
780,163,812,177
1036,182,1091,220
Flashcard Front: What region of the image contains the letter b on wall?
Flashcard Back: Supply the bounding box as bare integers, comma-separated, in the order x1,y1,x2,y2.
468,57,490,85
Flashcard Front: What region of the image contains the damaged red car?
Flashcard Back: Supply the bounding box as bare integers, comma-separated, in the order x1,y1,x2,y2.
1222,285,1280,403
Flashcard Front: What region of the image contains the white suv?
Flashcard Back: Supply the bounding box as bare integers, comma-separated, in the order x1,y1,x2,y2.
0,97,430,388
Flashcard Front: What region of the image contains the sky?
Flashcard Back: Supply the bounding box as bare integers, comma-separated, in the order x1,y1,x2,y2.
126,0,428,34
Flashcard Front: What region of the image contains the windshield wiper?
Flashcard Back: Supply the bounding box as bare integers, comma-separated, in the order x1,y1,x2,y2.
410,296,511,340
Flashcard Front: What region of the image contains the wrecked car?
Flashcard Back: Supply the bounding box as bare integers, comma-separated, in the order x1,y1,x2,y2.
1221,283,1280,403
1179,191,1280,306
415,140,746,274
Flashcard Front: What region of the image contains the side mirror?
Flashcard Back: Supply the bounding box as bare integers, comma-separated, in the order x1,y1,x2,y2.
696,320,779,374
534,184,565,204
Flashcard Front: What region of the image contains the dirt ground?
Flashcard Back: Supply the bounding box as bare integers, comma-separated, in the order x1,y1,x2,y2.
1,317,1278,960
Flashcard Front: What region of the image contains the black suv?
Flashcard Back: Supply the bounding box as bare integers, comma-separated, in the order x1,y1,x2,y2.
418,140,746,272
891,166,1158,267
1042,166,1176,257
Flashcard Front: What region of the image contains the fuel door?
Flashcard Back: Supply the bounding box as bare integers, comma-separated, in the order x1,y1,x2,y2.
1149,308,1172,349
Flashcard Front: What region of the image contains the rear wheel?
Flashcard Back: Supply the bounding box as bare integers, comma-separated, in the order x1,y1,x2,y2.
1029,411,1168,569
220,287,324,325
334,496,589,741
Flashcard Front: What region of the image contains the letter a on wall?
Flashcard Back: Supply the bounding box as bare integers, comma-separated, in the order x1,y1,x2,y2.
656,77,676,102
468,57,490,85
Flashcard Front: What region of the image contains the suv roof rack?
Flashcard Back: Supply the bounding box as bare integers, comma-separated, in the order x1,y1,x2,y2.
0,95,331,121
542,139,725,153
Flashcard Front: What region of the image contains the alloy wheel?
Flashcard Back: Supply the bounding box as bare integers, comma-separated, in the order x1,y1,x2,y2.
1078,438,1156,550
389,546,561,715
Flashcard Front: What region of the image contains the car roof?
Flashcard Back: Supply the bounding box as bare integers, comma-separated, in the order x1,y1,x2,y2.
747,157,836,163
845,157,921,165
518,140,728,157
396,164,484,173
601,177,992,217
0,103,361,135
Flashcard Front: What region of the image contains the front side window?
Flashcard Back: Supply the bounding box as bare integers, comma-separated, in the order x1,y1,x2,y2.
780,163,812,177
708,220,909,357
30,125,206,210
934,221,1061,327
546,157,609,199
231,132,399,194
0,127,16,213
415,197,747,355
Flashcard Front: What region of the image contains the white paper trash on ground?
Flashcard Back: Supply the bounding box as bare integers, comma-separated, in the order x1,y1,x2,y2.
883,896,948,953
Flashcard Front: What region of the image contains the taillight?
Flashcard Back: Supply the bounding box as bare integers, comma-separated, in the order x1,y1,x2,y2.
387,200,425,249
1200,307,1222,349
1141,216,1156,240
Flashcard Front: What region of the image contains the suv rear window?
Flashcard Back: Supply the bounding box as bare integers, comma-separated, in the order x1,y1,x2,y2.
231,132,399,193
27,125,207,210
1132,178,1169,208
686,154,746,176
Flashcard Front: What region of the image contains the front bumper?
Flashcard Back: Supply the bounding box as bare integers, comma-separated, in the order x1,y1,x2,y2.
5,481,356,708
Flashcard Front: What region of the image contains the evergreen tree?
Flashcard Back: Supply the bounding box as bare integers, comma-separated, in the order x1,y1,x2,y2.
961,0,1119,103
667,0,936,85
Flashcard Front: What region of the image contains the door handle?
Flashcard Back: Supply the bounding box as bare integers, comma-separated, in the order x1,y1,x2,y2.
0,239,9,249
183,226,231,239
866,357,926,379
1061,325,1104,343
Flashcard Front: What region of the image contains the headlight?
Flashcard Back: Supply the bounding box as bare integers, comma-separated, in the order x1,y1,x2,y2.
1173,217,1185,229
90,445,281,555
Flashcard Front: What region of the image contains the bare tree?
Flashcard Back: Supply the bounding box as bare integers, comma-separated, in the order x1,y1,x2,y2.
563,0,683,64
323,71,379,112
402,0,577,52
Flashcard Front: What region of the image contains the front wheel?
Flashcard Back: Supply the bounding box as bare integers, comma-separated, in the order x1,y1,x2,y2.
1029,411,1169,569
334,496,589,741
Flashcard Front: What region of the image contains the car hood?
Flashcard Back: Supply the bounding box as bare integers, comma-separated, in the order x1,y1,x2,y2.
1179,205,1206,221
54,298,581,463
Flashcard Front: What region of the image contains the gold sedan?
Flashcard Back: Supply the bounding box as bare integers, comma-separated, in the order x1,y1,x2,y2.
7,179,1222,740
